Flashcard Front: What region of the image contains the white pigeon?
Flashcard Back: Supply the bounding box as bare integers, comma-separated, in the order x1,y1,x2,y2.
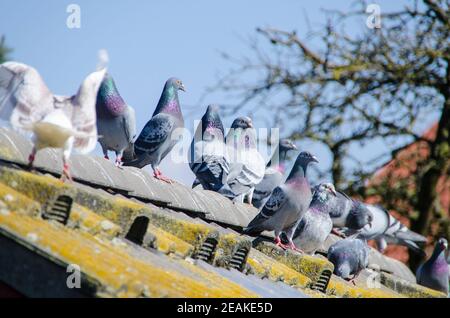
225,117,265,203
0,57,107,181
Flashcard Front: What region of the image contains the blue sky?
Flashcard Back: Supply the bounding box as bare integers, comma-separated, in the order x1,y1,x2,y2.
0,0,436,185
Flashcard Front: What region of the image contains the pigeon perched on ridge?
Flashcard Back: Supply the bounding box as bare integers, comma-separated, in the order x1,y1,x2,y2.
0,59,106,181
225,117,265,203
416,238,449,294
251,138,297,210
122,77,185,182
327,190,373,234
327,235,369,284
287,183,336,255
346,204,427,255
243,151,318,251
96,72,136,166
189,104,233,195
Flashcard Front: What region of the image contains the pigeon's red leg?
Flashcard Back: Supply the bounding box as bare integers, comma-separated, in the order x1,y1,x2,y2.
61,163,73,182
153,169,173,184
27,147,36,169
115,155,122,167
104,155,109,160
332,228,346,238
274,236,289,250
288,241,304,253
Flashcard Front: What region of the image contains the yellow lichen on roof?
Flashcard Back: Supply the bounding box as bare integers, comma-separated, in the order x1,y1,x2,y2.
0,183,41,215
327,276,402,298
0,210,259,298
146,223,194,258
69,204,123,240
255,241,334,284
380,272,447,298
247,250,312,288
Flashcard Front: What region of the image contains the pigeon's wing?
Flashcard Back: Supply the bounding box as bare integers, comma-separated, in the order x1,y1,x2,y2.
385,214,427,243
0,62,54,128
133,113,175,156
252,168,283,206
123,105,136,143
244,186,287,233
70,68,107,153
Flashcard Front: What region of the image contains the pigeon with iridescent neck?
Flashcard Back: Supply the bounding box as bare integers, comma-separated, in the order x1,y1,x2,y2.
344,204,427,255
416,238,449,294
123,77,185,182
0,59,106,181
189,104,233,195
288,183,336,255
225,117,265,203
96,73,136,166
243,151,318,251
327,191,373,235
252,138,297,210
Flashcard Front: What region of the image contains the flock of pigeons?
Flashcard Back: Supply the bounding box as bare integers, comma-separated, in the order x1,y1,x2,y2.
0,54,448,295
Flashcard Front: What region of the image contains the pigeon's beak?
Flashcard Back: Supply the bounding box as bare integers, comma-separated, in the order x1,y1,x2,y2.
291,144,298,150
330,188,337,196
179,83,186,92
311,155,319,163
247,121,254,129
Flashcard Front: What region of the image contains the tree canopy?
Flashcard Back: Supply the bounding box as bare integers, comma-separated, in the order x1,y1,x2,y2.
212,0,450,268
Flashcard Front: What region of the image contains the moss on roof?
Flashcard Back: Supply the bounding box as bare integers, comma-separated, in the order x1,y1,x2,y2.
0,165,445,298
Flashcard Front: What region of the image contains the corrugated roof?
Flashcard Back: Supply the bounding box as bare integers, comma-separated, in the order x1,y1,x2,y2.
0,127,446,298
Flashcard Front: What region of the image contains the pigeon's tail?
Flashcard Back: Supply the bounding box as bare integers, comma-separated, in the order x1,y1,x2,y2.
401,239,426,257
192,178,201,189
217,184,237,200
242,226,263,237
122,154,150,169
394,227,427,244
122,142,136,162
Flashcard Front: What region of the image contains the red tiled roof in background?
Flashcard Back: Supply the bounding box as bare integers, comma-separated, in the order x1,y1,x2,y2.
366,123,449,262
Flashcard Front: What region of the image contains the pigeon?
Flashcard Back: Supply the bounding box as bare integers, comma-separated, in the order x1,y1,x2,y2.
344,204,427,255
416,238,449,294
243,151,318,251
189,104,233,194
122,77,185,182
327,235,370,284
327,190,373,234
96,72,136,166
0,60,106,181
251,138,297,210
288,183,336,255
225,117,265,203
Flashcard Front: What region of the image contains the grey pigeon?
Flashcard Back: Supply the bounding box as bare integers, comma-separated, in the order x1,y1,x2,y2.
288,183,336,255
251,138,297,210
416,238,449,294
189,104,233,195
0,59,106,181
243,151,318,251
122,77,185,182
327,190,373,233
327,235,369,284
225,117,265,203
96,73,136,166
346,204,427,255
